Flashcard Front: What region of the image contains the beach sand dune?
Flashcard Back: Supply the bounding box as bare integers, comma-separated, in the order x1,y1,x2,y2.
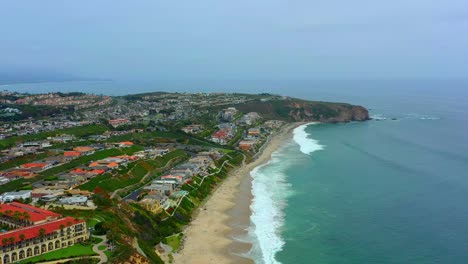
174,123,298,264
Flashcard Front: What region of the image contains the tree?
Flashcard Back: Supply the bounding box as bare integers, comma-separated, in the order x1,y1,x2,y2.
8,237,15,244
13,211,21,221
38,228,46,238
5,210,12,217
19,233,25,241
22,212,31,222
2,238,8,245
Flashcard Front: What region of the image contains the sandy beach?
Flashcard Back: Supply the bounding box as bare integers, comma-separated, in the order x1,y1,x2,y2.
174,123,299,264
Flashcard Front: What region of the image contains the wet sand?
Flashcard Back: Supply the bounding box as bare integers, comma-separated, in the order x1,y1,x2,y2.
174,123,298,264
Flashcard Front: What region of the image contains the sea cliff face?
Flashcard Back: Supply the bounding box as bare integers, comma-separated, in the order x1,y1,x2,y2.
236,98,370,123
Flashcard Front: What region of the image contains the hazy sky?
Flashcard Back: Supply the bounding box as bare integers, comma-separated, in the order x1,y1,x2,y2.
1,0,467,81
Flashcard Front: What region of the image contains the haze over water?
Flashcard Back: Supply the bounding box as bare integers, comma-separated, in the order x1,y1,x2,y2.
1,1,467,263
247,81,468,264
6,79,466,263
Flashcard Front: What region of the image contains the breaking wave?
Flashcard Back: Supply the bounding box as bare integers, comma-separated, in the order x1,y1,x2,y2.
370,114,387,120
248,152,292,264
293,123,324,155
405,113,441,120
248,124,324,264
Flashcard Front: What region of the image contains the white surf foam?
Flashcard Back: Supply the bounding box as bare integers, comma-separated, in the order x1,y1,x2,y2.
419,116,441,120
370,114,387,120
405,113,441,120
248,152,293,264
293,123,324,155
247,124,324,264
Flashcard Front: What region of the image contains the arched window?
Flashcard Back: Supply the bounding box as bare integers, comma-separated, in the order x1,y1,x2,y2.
48,242,54,251
41,244,47,253
11,252,17,261
34,246,40,255
55,240,60,249
19,250,25,259
3,254,10,264
27,248,33,257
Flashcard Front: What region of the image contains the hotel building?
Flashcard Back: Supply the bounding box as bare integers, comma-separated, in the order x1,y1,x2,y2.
0,202,88,264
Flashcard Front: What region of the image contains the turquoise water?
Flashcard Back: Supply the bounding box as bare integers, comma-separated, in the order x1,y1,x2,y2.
249,86,468,263
4,79,468,263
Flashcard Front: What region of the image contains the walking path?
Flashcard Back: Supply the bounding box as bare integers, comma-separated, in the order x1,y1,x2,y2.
92,235,108,264
162,153,245,221
112,156,186,200
36,256,100,264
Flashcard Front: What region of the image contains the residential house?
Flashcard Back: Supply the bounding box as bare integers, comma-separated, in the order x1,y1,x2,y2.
0,191,32,202
73,147,95,155
21,163,53,172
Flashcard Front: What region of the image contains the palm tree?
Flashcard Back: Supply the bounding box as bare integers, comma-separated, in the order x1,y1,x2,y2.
2,238,8,245
13,211,21,222
22,212,31,223
8,237,15,244
38,228,46,239
19,233,25,241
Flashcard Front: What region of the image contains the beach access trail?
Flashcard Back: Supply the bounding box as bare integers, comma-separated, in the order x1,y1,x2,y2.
174,123,299,264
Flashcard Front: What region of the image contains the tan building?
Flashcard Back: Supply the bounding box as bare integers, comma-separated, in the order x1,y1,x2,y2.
0,203,88,264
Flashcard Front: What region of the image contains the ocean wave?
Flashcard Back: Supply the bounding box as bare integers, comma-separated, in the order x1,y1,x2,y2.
370,114,387,120
405,113,441,120
248,152,294,264
419,116,440,120
293,123,324,155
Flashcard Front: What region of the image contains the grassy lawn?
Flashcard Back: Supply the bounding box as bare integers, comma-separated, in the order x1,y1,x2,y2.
0,152,48,171
79,150,188,192
0,146,146,193
106,131,182,143
40,145,144,177
98,245,106,250
165,234,183,252
0,124,108,150
91,236,103,244
88,218,101,228
23,243,97,263
228,129,243,146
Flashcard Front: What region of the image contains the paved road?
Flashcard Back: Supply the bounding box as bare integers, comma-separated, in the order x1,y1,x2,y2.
92,235,108,264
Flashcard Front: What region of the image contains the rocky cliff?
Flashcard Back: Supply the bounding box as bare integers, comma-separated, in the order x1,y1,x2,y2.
236,98,369,123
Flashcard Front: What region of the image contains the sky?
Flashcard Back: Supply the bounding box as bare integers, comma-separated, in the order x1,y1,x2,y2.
0,0,467,82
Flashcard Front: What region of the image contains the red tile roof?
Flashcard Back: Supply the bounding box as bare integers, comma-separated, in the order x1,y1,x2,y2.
212,130,228,139
64,151,81,157
73,147,95,152
21,163,48,169
0,202,60,223
0,217,84,246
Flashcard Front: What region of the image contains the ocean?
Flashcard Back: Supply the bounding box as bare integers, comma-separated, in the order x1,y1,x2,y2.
3,79,468,263
247,81,468,264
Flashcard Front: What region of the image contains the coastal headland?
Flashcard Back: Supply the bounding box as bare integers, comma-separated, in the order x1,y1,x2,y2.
0,90,368,263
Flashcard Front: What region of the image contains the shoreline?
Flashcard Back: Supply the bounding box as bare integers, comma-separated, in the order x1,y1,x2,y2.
174,122,300,264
